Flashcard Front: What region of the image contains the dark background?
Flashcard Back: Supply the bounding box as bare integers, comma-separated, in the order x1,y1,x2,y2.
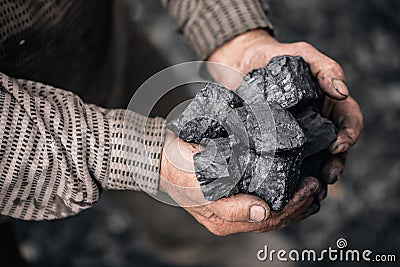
2,0,400,266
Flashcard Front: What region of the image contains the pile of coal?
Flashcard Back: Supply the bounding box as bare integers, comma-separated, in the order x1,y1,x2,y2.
167,56,337,211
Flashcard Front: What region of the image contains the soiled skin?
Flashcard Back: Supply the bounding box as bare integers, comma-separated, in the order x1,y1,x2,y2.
159,30,363,236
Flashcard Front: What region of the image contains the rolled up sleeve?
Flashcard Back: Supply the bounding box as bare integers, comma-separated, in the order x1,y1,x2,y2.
0,73,165,220
163,0,274,59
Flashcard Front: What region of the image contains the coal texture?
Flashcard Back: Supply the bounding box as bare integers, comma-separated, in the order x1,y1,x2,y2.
167,56,337,211
254,150,303,211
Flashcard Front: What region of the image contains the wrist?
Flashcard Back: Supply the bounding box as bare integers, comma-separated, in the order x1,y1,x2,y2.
159,150,169,193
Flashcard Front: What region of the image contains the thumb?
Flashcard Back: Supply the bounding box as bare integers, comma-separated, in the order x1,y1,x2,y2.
292,42,349,100
209,194,271,223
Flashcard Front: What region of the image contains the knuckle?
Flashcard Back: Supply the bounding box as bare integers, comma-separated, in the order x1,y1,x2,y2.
224,205,243,221
208,213,224,225
309,179,322,194
295,177,320,200
291,191,304,203
224,209,236,221
303,176,320,190
294,41,314,51
325,60,344,74
344,128,357,143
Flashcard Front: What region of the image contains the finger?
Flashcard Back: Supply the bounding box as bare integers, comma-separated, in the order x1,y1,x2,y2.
278,196,316,229
300,200,321,219
329,97,363,154
271,177,321,223
201,197,314,235
255,196,317,233
317,76,349,101
209,194,270,223
187,178,321,235
186,206,269,236
318,183,328,201
293,42,349,100
184,207,232,236
321,153,347,184
194,186,318,236
290,176,321,204
287,200,321,227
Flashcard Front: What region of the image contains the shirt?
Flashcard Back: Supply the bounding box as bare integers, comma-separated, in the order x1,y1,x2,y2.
0,0,273,220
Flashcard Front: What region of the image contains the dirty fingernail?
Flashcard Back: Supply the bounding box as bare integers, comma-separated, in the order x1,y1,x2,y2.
329,169,340,184
333,79,349,97
331,142,348,154
250,205,266,222
329,142,338,152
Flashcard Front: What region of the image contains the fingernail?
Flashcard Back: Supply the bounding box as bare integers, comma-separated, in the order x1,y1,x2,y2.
332,79,349,97
330,142,348,154
249,205,266,222
329,169,340,184
306,179,321,195
338,143,348,153
329,142,338,152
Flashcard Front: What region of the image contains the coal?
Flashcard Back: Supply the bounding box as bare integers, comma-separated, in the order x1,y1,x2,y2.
254,150,303,211
268,103,305,151
235,94,305,153
168,117,228,143
167,56,337,211
294,105,337,158
167,83,244,143
237,151,257,192
193,147,234,201
264,56,319,108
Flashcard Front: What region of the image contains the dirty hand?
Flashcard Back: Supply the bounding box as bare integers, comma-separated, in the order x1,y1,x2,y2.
208,29,363,195
159,130,322,236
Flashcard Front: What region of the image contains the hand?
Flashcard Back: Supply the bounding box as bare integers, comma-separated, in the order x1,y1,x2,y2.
159,130,322,236
208,29,363,192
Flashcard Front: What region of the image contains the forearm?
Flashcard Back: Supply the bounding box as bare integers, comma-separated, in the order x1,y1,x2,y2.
0,73,165,220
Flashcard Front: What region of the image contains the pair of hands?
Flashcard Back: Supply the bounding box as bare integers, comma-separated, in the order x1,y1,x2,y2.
159,29,363,236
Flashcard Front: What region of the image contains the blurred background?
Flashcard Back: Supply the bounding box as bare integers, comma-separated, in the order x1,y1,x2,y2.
1,0,400,266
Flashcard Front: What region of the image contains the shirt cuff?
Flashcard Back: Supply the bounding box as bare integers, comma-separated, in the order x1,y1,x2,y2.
106,109,166,194
184,0,274,60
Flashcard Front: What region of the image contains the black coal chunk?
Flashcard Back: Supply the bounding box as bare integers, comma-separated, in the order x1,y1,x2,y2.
264,56,319,108
193,147,236,201
254,150,302,211
237,151,257,192
193,139,244,201
293,105,337,158
168,117,228,143
234,149,302,211
167,83,243,143
237,75,266,106
168,55,337,211
237,84,305,153
269,103,305,151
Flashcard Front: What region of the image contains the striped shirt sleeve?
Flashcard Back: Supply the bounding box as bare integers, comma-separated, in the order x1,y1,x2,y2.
162,0,274,60
0,73,165,220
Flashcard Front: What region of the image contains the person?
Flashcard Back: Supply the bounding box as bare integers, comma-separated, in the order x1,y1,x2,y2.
0,0,362,236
